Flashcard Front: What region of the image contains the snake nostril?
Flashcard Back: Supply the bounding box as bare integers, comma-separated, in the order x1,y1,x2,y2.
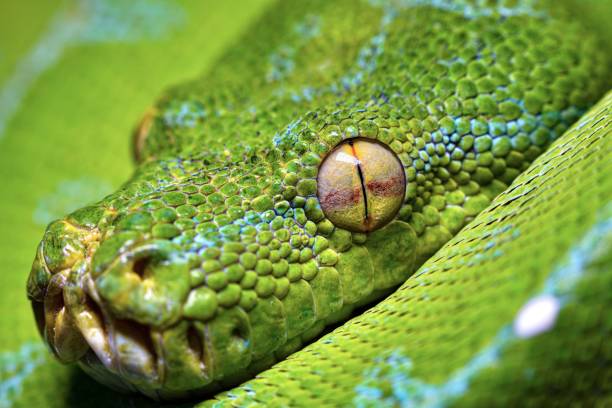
94,240,191,328
132,256,151,279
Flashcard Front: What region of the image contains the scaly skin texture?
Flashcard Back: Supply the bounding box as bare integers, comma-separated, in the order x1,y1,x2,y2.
207,88,612,408
25,0,610,402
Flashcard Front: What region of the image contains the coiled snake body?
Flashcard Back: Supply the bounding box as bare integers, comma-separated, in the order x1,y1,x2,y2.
26,0,611,405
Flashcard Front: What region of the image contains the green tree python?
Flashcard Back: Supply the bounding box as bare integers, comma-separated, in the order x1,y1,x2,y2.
25,0,611,405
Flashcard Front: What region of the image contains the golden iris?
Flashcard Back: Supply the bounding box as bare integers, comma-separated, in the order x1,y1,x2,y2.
317,138,405,232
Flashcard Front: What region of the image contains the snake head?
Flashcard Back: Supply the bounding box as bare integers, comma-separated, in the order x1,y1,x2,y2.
26,119,423,399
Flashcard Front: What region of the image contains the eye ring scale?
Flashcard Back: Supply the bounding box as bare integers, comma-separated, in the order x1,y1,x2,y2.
317,138,406,233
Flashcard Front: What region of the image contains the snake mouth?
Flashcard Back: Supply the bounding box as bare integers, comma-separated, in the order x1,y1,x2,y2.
27,219,161,396
29,224,163,397
31,270,167,398
28,220,231,399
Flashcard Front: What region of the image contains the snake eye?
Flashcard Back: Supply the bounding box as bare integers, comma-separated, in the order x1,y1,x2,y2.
317,138,405,233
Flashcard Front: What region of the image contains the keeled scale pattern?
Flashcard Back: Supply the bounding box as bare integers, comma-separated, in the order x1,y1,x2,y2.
202,91,612,407
26,0,610,400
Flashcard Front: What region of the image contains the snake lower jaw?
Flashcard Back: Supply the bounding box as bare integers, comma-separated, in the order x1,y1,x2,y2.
30,266,166,398
26,219,165,396
27,218,261,400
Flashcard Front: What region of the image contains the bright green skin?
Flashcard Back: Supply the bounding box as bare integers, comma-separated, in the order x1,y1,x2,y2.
26,0,610,403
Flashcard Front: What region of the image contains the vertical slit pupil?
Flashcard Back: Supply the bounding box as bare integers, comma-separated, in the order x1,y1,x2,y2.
318,137,405,233
349,140,370,224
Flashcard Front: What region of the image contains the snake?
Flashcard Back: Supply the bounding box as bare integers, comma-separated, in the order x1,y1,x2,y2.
25,0,611,406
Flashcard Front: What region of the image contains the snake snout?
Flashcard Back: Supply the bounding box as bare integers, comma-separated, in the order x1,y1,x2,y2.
27,219,99,363
83,239,194,393
27,219,180,394
92,239,191,328
83,237,257,396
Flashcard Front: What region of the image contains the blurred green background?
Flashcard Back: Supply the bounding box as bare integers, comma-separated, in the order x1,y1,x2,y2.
0,1,271,406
